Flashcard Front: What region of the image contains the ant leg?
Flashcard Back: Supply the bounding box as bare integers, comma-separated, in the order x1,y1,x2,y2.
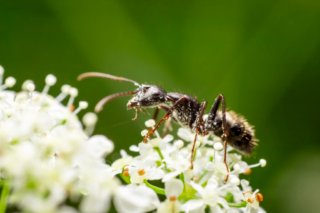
190,101,207,169
143,96,188,143
208,94,230,182
152,108,160,120
190,130,198,169
160,105,172,136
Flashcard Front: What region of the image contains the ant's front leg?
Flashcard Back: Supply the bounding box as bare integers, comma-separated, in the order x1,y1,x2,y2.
207,94,230,182
152,107,160,121
143,96,188,143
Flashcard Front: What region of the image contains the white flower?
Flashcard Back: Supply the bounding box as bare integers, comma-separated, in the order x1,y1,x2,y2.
0,67,118,213
114,185,160,213
115,119,266,213
157,179,184,213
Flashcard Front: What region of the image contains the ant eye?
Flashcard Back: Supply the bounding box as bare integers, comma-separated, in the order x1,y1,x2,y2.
142,87,148,92
230,125,243,136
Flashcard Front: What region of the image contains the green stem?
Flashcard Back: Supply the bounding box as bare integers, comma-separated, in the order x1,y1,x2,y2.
0,180,9,213
154,147,171,171
143,180,165,195
228,201,247,208
179,173,186,192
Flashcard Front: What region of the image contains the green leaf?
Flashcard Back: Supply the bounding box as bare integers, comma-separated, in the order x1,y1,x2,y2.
144,180,165,195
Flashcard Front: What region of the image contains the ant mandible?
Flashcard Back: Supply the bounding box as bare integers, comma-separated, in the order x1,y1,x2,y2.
78,72,258,182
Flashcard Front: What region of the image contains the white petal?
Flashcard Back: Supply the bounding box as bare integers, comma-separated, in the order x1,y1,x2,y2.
181,199,205,213
177,127,194,142
87,135,114,157
80,191,111,213
164,179,184,197
114,185,160,213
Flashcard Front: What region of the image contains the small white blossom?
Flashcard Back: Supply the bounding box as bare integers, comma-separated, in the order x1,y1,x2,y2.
114,121,266,213
114,185,160,213
0,67,145,213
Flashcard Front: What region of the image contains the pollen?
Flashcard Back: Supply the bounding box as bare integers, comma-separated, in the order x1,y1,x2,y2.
169,195,177,202
122,167,129,177
69,104,75,112
243,168,252,175
138,169,145,176
247,197,254,203
256,193,264,202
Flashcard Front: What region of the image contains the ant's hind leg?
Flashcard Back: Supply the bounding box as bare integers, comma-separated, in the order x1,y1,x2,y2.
208,94,230,181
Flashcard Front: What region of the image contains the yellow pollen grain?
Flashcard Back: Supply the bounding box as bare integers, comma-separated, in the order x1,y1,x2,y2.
138,169,145,176
243,168,252,175
247,197,254,203
256,193,264,202
122,167,129,176
69,104,75,112
169,195,177,202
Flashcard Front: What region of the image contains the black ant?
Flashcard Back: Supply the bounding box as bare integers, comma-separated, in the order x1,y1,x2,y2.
78,72,258,181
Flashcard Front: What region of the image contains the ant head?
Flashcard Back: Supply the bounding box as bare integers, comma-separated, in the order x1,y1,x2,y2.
127,84,167,109
78,72,167,112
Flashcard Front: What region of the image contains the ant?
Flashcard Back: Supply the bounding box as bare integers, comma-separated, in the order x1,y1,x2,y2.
78,72,258,181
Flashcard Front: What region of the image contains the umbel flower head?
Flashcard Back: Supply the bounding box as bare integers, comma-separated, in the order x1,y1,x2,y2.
113,119,267,213
0,66,158,213
0,66,267,213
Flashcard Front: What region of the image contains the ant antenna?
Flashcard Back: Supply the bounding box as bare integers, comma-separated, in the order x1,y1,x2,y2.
95,91,137,113
78,72,140,86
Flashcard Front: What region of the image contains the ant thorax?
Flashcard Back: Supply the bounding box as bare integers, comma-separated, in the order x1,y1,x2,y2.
166,92,201,129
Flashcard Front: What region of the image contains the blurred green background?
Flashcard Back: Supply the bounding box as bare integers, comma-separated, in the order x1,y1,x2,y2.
1,0,320,212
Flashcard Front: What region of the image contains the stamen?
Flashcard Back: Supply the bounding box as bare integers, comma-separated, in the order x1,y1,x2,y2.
82,112,98,135
243,168,252,175
248,158,267,169
247,197,254,203
169,195,177,202
122,167,129,177
259,159,267,167
256,192,264,202
137,169,145,176
67,87,78,107
73,101,88,114
56,84,71,102
42,74,57,94
0,77,16,90
0,65,4,85
22,80,35,95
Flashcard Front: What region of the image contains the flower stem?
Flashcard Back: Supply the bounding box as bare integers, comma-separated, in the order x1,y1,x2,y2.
228,201,247,208
0,180,9,213
153,147,171,171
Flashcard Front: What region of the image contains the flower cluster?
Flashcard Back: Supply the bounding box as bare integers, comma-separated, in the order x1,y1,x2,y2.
113,119,266,213
0,66,266,213
0,66,160,213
